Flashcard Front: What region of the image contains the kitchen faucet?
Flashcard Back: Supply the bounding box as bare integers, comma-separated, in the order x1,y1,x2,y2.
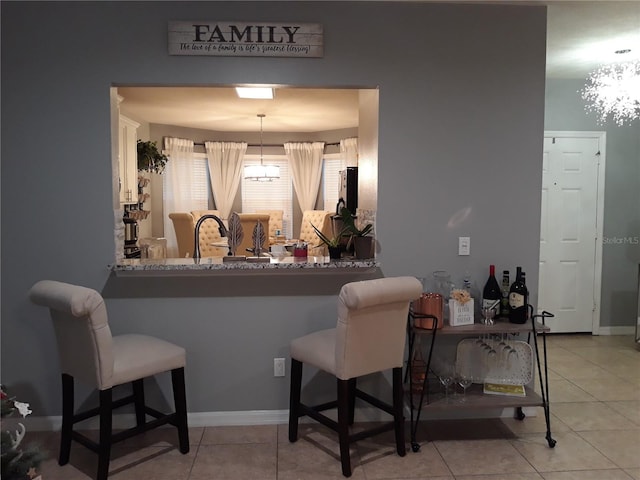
193,214,228,260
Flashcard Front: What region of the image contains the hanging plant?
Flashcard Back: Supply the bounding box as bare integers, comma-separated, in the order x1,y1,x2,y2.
137,140,169,174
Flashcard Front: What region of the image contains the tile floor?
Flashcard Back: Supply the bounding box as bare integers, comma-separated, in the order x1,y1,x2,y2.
31,334,639,479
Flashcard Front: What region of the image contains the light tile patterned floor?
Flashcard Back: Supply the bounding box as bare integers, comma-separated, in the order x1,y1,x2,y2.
31,334,639,479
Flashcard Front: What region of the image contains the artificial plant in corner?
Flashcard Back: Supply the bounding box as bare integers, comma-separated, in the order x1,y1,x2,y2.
137,140,169,174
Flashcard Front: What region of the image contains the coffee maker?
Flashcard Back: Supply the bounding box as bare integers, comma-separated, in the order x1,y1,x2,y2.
123,216,141,258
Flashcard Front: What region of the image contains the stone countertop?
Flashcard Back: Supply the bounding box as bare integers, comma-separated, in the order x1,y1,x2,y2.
110,255,379,276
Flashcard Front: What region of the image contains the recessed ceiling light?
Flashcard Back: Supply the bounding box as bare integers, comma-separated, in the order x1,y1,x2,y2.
615,49,631,55
235,87,274,99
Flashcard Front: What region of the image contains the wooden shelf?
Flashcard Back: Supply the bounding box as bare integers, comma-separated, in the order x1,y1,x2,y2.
411,318,550,335
408,384,542,412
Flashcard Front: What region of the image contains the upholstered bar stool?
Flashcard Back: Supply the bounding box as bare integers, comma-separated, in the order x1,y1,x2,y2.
288,276,422,477
29,280,189,480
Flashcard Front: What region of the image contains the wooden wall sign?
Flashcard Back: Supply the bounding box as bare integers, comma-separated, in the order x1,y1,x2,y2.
168,21,323,57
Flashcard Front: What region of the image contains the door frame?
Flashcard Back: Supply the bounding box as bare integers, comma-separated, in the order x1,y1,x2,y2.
543,131,606,334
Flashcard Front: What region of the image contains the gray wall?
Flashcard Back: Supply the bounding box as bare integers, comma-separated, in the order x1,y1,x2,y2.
545,79,640,329
1,1,546,416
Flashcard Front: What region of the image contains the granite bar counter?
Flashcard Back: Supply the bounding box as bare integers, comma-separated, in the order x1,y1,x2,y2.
110,255,379,277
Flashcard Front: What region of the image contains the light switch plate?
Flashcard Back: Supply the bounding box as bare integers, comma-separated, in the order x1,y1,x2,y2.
458,237,470,256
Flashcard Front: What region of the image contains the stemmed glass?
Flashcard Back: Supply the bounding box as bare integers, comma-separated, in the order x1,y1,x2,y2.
481,306,496,326
432,359,454,401
438,368,454,401
456,371,473,402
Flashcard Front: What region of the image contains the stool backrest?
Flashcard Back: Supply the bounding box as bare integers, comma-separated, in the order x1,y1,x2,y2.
335,276,422,379
29,280,114,390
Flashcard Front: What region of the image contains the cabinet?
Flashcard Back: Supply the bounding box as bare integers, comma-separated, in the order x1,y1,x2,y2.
118,114,140,204
406,311,556,451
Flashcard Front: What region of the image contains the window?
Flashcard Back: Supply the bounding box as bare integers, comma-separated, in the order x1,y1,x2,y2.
242,155,293,239
323,153,345,212
162,153,209,212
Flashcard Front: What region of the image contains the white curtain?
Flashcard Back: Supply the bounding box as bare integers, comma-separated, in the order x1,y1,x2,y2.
205,141,247,219
340,137,358,167
162,137,206,257
284,142,325,211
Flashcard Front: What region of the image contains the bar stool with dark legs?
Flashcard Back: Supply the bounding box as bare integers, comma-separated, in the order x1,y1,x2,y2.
288,276,422,477
29,280,189,480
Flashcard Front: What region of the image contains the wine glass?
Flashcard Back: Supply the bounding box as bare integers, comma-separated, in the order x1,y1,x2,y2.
457,372,473,402
436,363,454,401
481,306,496,325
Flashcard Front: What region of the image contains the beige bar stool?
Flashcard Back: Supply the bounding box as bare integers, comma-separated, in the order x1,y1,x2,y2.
288,276,422,477
29,280,189,480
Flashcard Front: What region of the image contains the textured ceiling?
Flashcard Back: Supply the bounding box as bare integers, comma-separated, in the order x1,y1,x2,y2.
118,1,640,133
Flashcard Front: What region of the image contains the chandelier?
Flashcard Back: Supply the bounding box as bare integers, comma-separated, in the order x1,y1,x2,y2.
244,114,280,182
580,60,640,126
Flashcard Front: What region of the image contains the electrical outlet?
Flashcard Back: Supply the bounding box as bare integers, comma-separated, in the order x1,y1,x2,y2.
458,236,470,255
274,358,286,377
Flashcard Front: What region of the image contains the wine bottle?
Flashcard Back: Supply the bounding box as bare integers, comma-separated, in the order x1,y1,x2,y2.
500,270,510,318
482,265,502,318
508,267,529,324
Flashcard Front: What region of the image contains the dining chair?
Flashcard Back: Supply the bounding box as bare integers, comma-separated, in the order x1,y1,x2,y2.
257,209,284,241
29,280,189,480
168,212,195,258
237,213,270,255
191,210,227,256
299,210,333,254
288,276,422,477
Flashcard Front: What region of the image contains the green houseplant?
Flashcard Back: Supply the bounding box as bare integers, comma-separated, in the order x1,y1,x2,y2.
339,207,375,259
137,140,169,174
311,223,349,259
339,207,373,237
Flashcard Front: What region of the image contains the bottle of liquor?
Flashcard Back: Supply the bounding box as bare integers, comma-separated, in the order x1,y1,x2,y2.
500,270,510,318
508,267,529,324
482,265,502,318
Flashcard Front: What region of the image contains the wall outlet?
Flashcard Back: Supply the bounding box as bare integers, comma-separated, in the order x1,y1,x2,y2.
274,358,286,377
458,236,470,256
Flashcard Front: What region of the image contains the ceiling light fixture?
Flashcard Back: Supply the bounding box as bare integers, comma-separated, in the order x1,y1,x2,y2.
580,60,640,126
235,87,274,99
244,114,280,182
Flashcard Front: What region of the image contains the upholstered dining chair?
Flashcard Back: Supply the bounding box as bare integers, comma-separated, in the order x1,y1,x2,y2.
298,210,333,254
168,212,196,258
237,213,270,255
191,210,227,257
257,209,284,240
288,276,422,477
29,280,189,480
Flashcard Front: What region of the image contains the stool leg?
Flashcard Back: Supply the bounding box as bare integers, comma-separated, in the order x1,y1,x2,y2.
59,374,74,466
132,379,145,427
347,378,357,425
97,388,112,480
337,378,352,477
392,367,406,457
171,368,190,454
288,359,302,442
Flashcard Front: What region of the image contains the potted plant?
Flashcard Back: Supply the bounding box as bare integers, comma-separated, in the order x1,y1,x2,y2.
339,207,375,259
137,140,169,174
311,223,349,259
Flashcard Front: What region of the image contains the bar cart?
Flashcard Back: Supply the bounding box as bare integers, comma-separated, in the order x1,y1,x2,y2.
406,308,556,452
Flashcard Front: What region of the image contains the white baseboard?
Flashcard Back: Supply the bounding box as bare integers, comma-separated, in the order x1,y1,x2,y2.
26,405,536,432
595,326,635,336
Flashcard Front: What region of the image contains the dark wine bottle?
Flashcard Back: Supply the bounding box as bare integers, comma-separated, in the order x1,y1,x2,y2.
482,265,502,318
500,270,510,318
508,267,529,324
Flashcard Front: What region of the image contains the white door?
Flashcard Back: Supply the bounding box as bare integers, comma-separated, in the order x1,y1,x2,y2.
538,133,604,333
